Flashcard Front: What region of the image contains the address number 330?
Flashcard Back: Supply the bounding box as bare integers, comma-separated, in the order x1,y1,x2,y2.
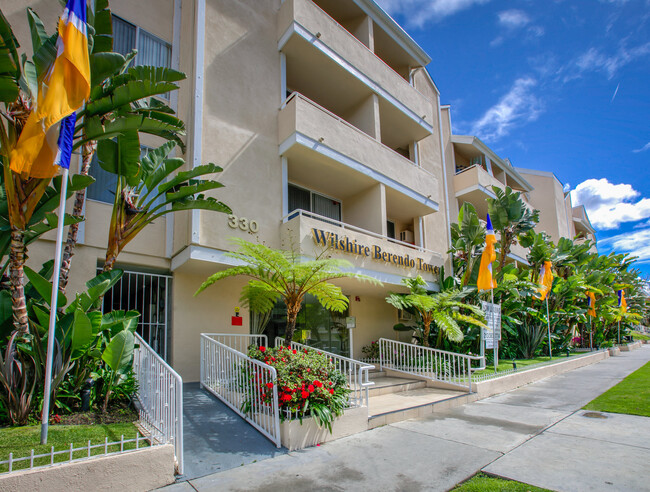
228,214,259,233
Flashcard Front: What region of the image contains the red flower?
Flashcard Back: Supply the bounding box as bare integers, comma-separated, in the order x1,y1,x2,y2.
329,388,334,394
292,349,297,354
281,393,292,402
260,346,266,352
308,384,315,393
266,382,273,389
328,382,333,386
304,349,308,354
314,380,323,388
271,357,276,362
301,390,309,398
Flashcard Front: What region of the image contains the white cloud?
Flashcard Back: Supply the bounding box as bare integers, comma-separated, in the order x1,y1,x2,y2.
470,77,542,142
571,178,650,229
633,142,650,153
375,0,491,28
498,9,530,28
600,229,650,263
568,42,650,80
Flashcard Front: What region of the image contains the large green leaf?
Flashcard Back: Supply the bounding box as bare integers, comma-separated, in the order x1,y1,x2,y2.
90,0,113,54
81,113,185,145
89,52,126,87
72,310,93,347
158,164,223,194
0,75,18,103
142,157,184,199
86,79,180,117
24,266,67,308
169,197,232,214
0,10,19,78
101,310,140,335
97,131,141,177
32,33,57,80
66,269,123,313
102,329,135,372
26,8,49,52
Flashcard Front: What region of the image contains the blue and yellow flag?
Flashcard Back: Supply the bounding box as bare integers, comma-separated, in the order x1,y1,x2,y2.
618,290,627,313
477,214,497,291
538,261,553,301
9,0,90,178
586,291,596,317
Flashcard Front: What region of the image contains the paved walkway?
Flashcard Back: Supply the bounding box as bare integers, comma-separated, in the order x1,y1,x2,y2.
179,383,286,481
166,347,650,491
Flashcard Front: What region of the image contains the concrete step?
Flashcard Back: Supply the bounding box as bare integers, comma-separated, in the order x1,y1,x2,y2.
367,377,426,397
368,387,474,429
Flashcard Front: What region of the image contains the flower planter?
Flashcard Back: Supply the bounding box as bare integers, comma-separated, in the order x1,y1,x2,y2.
608,346,621,356
280,406,368,451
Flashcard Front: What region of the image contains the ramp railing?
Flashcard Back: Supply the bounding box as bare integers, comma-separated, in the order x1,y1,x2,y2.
133,333,184,474
274,337,374,407
200,334,281,447
378,338,482,392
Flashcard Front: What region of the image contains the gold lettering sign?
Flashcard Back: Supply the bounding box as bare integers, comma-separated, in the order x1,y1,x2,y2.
311,228,439,274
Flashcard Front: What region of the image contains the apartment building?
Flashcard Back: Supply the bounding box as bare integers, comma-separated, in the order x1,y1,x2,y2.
6,0,595,381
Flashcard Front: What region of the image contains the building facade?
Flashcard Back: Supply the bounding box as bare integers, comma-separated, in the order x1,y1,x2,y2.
5,0,595,381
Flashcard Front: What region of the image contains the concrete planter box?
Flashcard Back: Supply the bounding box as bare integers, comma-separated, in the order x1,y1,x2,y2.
608,346,621,356
0,444,175,492
473,351,609,399
620,341,642,351
280,406,368,451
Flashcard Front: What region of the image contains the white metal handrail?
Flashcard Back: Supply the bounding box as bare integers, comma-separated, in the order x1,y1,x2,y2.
274,337,375,407
378,338,482,392
282,209,443,258
133,333,183,474
200,334,281,448
202,333,267,354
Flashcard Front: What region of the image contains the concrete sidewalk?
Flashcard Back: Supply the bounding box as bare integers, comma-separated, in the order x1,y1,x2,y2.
163,347,650,492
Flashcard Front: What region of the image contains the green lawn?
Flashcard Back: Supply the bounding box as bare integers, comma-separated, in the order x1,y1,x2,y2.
472,354,574,377
0,422,145,472
453,473,553,491
631,330,650,341
583,361,650,417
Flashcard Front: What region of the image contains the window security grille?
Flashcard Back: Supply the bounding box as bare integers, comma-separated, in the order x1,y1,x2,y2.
100,268,172,361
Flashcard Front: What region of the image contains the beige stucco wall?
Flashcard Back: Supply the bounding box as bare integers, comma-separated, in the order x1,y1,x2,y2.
0,445,175,492
349,296,400,359
519,170,570,243
345,183,385,234
412,70,452,274
197,0,283,251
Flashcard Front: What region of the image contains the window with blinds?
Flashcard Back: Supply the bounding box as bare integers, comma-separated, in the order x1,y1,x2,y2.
288,184,341,222
111,16,171,97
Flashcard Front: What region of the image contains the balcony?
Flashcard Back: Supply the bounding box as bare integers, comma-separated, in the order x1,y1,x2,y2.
572,206,596,240
453,165,503,217
281,210,444,283
279,93,439,220
278,0,433,131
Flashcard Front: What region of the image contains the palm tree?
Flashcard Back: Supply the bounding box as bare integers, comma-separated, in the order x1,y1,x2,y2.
386,276,486,348
195,238,380,345
487,186,539,274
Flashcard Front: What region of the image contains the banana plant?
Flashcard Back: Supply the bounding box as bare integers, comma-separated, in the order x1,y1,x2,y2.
449,203,486,287
100,141,231,271
487,186,540,275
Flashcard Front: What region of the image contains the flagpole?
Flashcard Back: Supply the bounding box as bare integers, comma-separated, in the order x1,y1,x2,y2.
41,167,69,445
589,317,593,351
546,298,552,359
618,320,620,345
491,287,497,371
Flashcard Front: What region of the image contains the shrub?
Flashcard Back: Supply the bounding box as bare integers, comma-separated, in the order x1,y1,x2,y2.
247,345,350,432
361,340,380,360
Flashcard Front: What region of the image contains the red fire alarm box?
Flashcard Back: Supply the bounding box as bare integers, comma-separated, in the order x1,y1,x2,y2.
231,316,243,326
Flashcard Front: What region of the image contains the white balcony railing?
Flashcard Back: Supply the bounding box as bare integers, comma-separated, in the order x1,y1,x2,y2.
274,337,375,408
283,209,443,258
133,333,184,474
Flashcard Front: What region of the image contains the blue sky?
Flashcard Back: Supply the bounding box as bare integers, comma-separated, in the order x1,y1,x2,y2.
376,0,650,274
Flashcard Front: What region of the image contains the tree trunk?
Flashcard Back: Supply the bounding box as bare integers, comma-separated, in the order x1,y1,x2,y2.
284,303,300,346
59,140,96,294
9,229,29,334
422,319,431,347
498,232,511,274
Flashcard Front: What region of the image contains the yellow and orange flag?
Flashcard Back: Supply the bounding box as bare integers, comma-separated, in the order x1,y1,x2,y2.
586,291,596,317
477,214,497,291
538,261,553,301
9,0,90,178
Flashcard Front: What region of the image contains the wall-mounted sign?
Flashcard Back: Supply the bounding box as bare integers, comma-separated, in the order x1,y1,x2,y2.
311,228,439,274
346,316,356,329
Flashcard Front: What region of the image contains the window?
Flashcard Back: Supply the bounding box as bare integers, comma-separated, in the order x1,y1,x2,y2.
112,15,171,96
100,268,172,360
386,220,395,239
88,146,156,204
288,184,341,222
